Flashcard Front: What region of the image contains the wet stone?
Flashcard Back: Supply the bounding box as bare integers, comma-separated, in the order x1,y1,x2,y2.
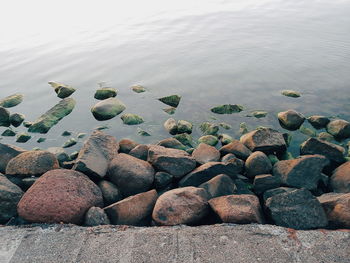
0,93,24,108
9,113,25,127
158,95,181,108
94,87,117,100
307,115,330,129
121,113,144,125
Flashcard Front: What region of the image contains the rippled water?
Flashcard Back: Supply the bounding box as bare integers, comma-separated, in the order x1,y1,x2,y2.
0,0,350,154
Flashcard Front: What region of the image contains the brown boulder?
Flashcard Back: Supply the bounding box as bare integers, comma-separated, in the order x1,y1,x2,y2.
118,138,138,153
209,194,264,224
17,169,103,224
326,119,350,139
104,190,158,226
192,143,220,164
219,140,252,160
152,187,209,225
0,143,26,173
199,174,236,199
245,151,272,178
129,144,150,161
277,110,305,130
6,151,59,177
330,161,350,193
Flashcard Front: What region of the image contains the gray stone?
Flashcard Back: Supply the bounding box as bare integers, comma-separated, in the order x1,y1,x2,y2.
129,144,150,161
158,95,181,108
164,118,178,135
245,151,272,178
199,174,236,199
177,120,193,134
263,187,296,202
94,88,117,100
84,207,110,226
277,110,305,130
91,98,126,120
253,174,280,194
9,113,25,127
118,138,138,153
98,180,122,206
0,143,26,173
154,172,173,190
307,116,330,129
326,119,350,139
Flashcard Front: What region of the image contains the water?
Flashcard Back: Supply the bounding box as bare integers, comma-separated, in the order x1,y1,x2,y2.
0,0,350,155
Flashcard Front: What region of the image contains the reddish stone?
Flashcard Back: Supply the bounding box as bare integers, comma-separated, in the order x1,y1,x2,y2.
331,161,350,193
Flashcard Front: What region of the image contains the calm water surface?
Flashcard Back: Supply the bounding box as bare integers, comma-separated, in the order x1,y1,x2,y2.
0,0,350,155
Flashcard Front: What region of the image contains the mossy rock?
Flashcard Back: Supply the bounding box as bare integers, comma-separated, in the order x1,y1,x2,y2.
9,113,25,127
131,85,146,93
49,82,76,99
247,111,268,118
177,120,193,134
137,128,151,136
94,88,117,100
23,121,32,128
121,113,144,125
299,126,316,137
37,137,46,143
70,151,79,160
16,133,31,143
95,125,110,130
163,107,176,115
1,129,16,137
164,118,178,135
281,90,301,98
198,135,218,146
218,133,233,145
158,95,181,108
157,138,187,151
317,132,334,142
62,138,77,148
0,94,24,108
210,104,243,114
28,98,76,134
268,154,279,165
77,133,87,139
0,107,10,127
239,122,249,135
174,133,195,147
200,122,219,135
219,122,232,130
91,98,126,121
61,131,72,136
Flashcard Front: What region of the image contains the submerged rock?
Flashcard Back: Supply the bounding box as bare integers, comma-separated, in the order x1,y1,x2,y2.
307,116,330,129
163,107,176,115
239,122,249,135
218,134,233,145
1,129,16,137
61,131,72,136
137,128,151,136
247,111,268,118
177,120,193,134
28,98,76,133
277,110,305,130
121,113,144,125
94,87,117,100
37,137,46,143
219,122,232,130
16,133,31,143
210,104,243,114
198,135,218,146
0,107,10,126
91,98,126,121
77,133,86,139
164,118,178,135
131,85,146,93
62,138,77,148
299,126,317,137
326,119,350,139
47,147,70,165
49,82,76,99
318,132,334,142
174,133,195,147
200,122,219,135
158,95,181,108
9,113,25,127
281,90,301,98
22,121,32,128
0,94,24,108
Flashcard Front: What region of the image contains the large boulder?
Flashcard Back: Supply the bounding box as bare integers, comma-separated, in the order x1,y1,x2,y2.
265,188,328,229
245,151,272,178
6,151,59,177
17,169,103,224
277,110,305,130
152,187,209,226
73,131,119,179
0,175,24,223
154,172,173,190
105,190,158,226
209,194,264,224
273,155,329,190
108,153,155,197
219,140,252,160
326,119,350,139
199,174,236,199
300,138,346,164
91,98,126,121
192,143,220,164
330,161,350,193
148,145,196,178
0,143,26,173
317,193,350,228
240,128,287,154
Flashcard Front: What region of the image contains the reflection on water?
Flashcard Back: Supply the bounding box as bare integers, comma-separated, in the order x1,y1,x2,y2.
0,0,350,155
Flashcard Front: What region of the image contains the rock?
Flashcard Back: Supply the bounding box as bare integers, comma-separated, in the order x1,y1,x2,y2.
98,180,122,206
163,107,176,115
221,153,236,163
73,130,119,179
262,187,296,202
179,161,242,187
317,193,350,228
62,138,77,148
218,134,233,145
177,120,193,134
158,95,181,108
77,133,86,139
152,187,209,226
0,175,24,223
200,122,219,135
61,130,72,136
239,122,249,135
131,85,146,93
118,138,138,153
9,113,25,127
307,116,330,129
326,119,350,139
219,140,252,160
148,145,196,178
300,137,346,163
0,94,24,108
47,147,70,165
268,154,280,165
16,133,31,143
157,138,187,151
17,169,103,224
95,125,109,131
240,128,287,154
253,174,280,194
6,151,59,177
36,137,46,143
273,155,329,190
164,118,178,135
248,111,268,118
28,98,76,133
129,144,149,161
0,107,10,126
219,122,232,130
105,190,158,226
330,161,350,193
49,82,76,98
70,151,79,160
91,98,126,121
233,179,254,195
210,104,243,114
137,128,151,136
121,113,144,125
22,121,32,128
198,135,218,146
84,207,110,226
108,153,155,196
154,172,173,190
299,126,317,137
245,151,272,178
265,188,328,229
174,133,195,147
209,194,264,224
281,90,301,98
21,177,38,191
277,110,305,130
199,174,236,199
1,129,16,136
0,143,26,173
94,88,117,100
192,143,220,165
318,132,334,142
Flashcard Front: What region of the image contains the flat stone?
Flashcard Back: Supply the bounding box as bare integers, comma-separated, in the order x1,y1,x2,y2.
253,174,280,194
131,85,146,93
277,110,305,130
281,90,301,98
0,93,24,108
219,140,252,160
98,180,122,206
129,144,150,160
200,122,219,135
307,115,330,129
326,119,350,139
91,98,126,121
1,129,16,136
94,88,117,100
0,143,26,173
210,104,243,114
245,151,272,178
262,187,297,202
0,175,23,224
84,207,110,226
199,174,236,199
330,161,350,193
16,133,31,143
192,143,220,164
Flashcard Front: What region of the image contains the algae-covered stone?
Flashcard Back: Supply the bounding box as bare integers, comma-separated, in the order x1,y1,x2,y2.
16,133,31,143
77,133,86,139
247,111,268,118
91,98,126,121
163,107,176,115
131,85,146,93
0,107,10,127
158,95,181,108
0,94,23,108
174,133,195,147
9,113,25,127
318,132,334,142
37,137,46,143
49,82,76,99
121,113,144,125
164,118,178,135
219,122,232,130
307,116,330,130
61,131,72,136
28,98,76,134
23,121,32,128
94,88,117,100
198,135,218,146
177,120,192,134
70,151,79,160
218,134,233,145
211,104,243,114
268,154,280,165
157,138,187,151
62,138,77,148
200,122,219,135
1,129,16,137
281,90,301,98
137,128,151,136
299,126,317,137
239,122,249,135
